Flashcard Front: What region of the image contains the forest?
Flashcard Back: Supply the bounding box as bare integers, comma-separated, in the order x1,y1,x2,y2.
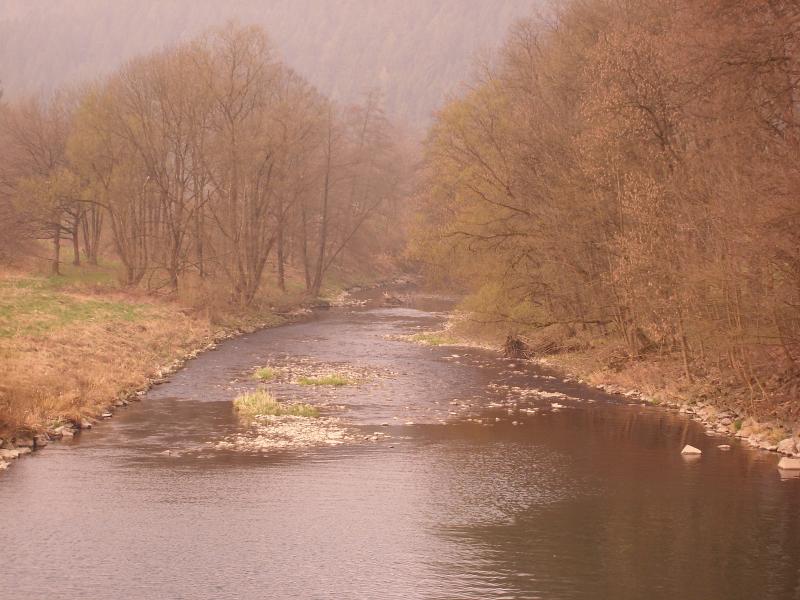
414,0,800,421
0,23,407,306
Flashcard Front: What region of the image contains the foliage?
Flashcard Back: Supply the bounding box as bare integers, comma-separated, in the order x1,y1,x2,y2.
415,0,800,418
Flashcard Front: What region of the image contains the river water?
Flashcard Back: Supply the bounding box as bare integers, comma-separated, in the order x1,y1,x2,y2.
2,291,800,599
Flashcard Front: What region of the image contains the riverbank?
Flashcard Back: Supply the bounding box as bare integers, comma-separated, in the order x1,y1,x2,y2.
413,309,800,460
0,265,396,467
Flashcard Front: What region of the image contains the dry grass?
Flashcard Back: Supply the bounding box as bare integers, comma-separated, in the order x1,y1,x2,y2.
253,366,279,381
0,259,392,436
296,374,354,387
233,389,319,418
0,274,214,434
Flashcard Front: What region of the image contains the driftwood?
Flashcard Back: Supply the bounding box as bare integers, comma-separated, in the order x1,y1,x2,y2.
382,292,403,306
503,334,532,359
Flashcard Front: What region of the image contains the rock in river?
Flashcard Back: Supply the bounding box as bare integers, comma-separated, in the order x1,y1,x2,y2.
681,444,702,455
777,457,800,471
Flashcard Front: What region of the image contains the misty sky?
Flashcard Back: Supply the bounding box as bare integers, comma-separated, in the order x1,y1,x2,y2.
0,0,545,125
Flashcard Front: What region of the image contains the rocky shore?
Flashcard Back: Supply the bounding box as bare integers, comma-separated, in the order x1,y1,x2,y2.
540,361,800,462
408,313,800,466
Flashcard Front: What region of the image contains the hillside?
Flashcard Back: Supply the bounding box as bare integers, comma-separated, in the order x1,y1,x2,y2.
0,0,543,126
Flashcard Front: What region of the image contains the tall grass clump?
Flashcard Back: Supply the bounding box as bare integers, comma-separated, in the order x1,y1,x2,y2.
253,366,278,381
233,389,319,418
297,374,353,387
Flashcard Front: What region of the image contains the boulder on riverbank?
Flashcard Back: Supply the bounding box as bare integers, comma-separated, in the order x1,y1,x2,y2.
777,437,798,456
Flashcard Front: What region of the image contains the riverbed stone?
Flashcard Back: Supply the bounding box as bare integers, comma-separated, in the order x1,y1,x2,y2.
681,444,702,455
14,437,34,448
0,460,8,470
33,434,49,447
0,449,20,460
778,457,800,470
777,437,797,455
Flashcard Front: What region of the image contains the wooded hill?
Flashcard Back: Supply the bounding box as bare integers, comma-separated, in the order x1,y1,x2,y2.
0,0,542,126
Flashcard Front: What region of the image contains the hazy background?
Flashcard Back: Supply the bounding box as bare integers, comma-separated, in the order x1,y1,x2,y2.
0,0,544,126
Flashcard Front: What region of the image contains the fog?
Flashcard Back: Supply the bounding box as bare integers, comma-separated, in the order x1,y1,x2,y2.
0,0,542,125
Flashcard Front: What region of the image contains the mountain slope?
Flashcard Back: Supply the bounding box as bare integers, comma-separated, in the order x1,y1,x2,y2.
0,0,543,125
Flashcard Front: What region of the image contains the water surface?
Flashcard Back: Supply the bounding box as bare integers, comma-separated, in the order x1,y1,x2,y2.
2,292,799,599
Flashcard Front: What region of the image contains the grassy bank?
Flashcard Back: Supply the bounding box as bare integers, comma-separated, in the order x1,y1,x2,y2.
0,270,218,435
0,259,384,438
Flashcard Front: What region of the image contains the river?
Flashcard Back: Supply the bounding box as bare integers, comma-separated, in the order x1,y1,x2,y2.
1,290,799,599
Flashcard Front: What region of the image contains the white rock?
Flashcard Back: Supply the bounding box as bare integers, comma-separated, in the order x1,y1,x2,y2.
778,457,800,471
681,445,702,455
0,461,8,471
0,449,20,460
717,444,731,451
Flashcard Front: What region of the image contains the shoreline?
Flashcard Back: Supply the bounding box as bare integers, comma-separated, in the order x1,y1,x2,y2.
410,310,800,462
0,277,406,473
533,355,800,458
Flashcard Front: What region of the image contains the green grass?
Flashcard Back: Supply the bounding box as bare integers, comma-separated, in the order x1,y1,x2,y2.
0,276,145,338
233,389,319,418
297,374,354,387
253,366,278,381
409,332,456,346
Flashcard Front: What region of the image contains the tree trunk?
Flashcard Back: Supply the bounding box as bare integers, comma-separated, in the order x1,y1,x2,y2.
72,214,81,266
51,224,61,275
